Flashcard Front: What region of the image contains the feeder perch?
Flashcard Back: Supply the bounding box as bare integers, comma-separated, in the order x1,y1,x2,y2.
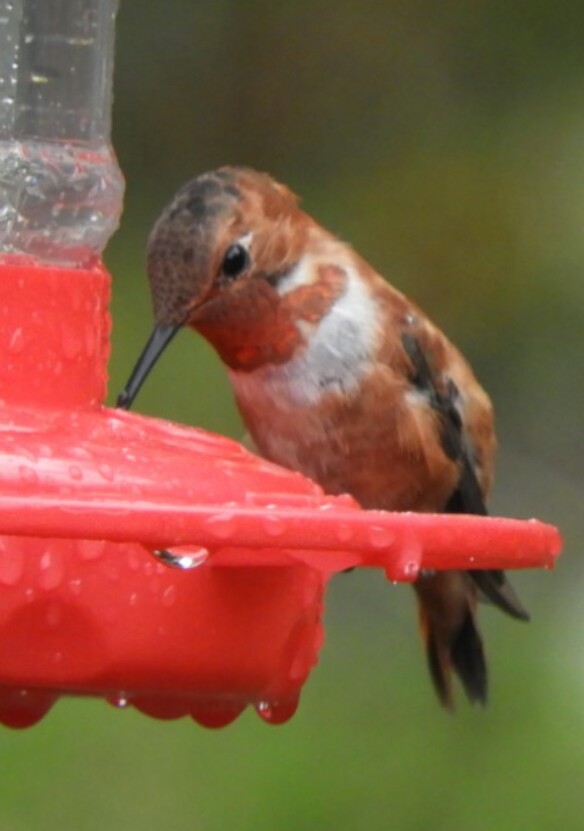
0,1,562,729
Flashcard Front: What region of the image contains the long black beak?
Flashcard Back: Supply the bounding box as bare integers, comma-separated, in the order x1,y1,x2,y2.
116,323,181,410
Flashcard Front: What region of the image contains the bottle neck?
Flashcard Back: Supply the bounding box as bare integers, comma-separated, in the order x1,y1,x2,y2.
0,258,110,409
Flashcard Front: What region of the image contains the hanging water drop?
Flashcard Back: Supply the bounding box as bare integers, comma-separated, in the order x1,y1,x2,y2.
151,546,209,570
108,692,130,709
402,560,419,579
255,696,300,725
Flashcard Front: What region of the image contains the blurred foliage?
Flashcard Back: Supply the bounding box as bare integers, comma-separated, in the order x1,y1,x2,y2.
5,1,584,829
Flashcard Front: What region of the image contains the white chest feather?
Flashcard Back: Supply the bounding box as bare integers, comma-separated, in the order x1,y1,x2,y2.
228,263,378,411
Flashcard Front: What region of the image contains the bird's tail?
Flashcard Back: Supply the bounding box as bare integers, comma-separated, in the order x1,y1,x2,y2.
414,571,487,710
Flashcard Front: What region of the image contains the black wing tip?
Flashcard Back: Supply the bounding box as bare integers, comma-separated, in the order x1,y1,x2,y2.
508,604,531,623
469,570,531,622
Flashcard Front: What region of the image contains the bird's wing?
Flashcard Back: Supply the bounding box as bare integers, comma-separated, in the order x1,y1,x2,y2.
401,330,529,622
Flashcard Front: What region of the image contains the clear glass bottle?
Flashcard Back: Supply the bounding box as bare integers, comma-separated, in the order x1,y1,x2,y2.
0,0,124,267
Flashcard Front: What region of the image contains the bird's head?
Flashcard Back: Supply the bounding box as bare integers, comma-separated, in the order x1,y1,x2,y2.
117,166,344,409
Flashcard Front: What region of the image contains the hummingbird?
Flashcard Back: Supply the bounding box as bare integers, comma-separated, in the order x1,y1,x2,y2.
117,166,529,709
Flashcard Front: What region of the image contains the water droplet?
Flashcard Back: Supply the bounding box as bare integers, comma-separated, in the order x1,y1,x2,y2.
97,462,114,481
8,328,24,354
384,536,422,582
127,548,142,571
263,514,286,537
255,697,300,725
205,512,237,540
161,585,177,607
68,578,82,595
78,539,106,561
0,540,25,586
152,546,209,570
19,464,38,485
336,522,354,543
368,524,395,549
403,560,419,579
69,446,93,461
108,692,130,709
17,444,39,463
38,547,64,590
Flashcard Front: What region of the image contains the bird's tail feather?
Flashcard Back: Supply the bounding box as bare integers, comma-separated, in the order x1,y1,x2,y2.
415,575,488,710
421,606,487,710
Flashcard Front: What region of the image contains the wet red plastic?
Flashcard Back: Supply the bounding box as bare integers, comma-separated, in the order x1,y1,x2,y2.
0,258,562,729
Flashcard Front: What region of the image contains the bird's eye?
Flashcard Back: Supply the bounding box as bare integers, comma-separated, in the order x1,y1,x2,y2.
221,243,250,280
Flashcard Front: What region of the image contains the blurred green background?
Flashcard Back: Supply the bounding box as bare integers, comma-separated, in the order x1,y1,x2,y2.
4,2,584,829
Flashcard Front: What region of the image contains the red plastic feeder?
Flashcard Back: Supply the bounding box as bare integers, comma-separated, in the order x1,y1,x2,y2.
0,1,561,729
0,259,562,728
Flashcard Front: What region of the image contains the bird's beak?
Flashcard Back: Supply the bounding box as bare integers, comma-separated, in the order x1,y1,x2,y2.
116,322,182,410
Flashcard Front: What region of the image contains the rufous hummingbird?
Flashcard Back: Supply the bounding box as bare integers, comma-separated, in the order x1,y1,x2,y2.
117,166,529,710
